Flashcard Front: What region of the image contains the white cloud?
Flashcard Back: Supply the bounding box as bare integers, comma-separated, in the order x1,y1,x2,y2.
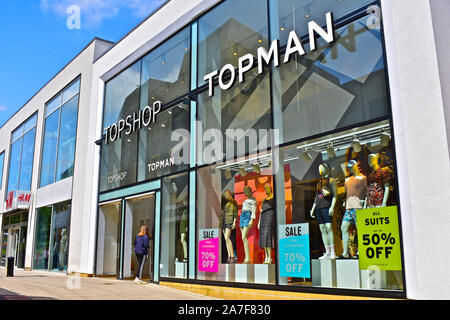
40,0,166,28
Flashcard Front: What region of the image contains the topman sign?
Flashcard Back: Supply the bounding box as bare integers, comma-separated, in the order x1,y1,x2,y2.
103,12,335,144
204,12,335,97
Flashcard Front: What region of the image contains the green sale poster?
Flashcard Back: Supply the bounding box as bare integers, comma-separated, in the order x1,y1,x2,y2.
356,206,402,271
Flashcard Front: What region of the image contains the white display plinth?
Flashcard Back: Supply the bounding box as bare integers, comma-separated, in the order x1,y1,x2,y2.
311,259,321,286
320,259,337,287
218,264,236,282
336,259,361,289
360,270,388,290
235,264,255,283
254,264,275,284
175,261,187,278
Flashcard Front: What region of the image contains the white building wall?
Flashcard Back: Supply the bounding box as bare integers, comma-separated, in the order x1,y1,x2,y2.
0,38,113,272
382,0,450,299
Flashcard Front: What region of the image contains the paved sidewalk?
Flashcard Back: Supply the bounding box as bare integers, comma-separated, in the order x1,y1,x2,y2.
0,268,217,300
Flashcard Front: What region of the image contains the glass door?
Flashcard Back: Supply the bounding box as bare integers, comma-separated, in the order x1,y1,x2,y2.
96,201,122,277
17,225,27,268
8,227,20,266
124,193,155,281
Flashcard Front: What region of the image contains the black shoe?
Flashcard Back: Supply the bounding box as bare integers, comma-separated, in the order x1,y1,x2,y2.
337,255,350,259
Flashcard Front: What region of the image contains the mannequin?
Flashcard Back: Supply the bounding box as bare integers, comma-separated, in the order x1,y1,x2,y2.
220,190,238,264
240,186,257,264
365,154,390,208
179,197,188,262
59,228,68,270
340,160,367,258
258,184,275,264
310,164,337,260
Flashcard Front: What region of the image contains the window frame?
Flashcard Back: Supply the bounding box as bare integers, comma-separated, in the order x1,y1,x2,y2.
38,76,81,188
5,112,38,198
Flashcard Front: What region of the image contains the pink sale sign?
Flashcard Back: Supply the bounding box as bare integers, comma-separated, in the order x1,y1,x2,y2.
198,229,219,273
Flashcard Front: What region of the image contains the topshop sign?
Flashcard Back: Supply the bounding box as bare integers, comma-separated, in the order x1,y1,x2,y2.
204,12,335,96
103,101,162,144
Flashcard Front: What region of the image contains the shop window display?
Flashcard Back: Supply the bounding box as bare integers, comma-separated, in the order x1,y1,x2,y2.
48,202,71,272
33,202,71,272
33,207,52,270
96,201,121,276
277,120,402,291
160,173,189,278
197,152,279,284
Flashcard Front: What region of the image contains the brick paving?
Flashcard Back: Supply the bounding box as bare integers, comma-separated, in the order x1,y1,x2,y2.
0,268,217,300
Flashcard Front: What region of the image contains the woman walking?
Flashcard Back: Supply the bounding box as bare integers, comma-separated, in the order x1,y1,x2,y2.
134,225,150,284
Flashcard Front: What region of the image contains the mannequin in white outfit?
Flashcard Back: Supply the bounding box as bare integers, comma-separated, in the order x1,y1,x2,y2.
240,186,257,264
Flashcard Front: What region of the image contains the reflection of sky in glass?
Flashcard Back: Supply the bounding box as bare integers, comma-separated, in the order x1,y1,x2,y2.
199,0,267,41
18,128,36,191
7,114,37,193
103,62,141,129
313,18,384,85
7,141,21,194
276,0,375,44
142,29,189,84
40,110,59,187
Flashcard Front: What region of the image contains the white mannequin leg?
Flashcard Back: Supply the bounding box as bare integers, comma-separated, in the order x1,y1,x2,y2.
319,224,330,247
241,227,250,263
319,224,330,259
325,223,335,258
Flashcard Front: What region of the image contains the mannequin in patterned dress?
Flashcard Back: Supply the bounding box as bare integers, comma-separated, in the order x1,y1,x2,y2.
365,154,390,208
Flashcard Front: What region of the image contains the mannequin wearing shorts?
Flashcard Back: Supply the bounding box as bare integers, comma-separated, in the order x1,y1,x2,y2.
240,186,257,264
340,160,367,258
310,164,337,259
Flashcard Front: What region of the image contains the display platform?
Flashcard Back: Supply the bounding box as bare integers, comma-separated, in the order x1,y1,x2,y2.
175,261,187,278
336,259,361,289
311,259,321,286
218,263,235,282
254,264,275,284
235,264,255,283
320,259,337,287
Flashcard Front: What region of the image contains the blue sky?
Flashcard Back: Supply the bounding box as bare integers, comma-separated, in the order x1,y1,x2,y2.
0,0,165,127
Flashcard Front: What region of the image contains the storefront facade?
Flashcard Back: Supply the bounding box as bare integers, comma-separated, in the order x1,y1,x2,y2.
94,0,410,298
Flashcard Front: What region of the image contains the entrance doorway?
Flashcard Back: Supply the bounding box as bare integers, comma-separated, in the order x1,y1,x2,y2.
124,193,155,281
96,192,156,281
8,227,19,266
1,211,28,268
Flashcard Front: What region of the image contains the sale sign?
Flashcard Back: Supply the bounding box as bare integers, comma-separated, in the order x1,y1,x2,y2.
198,228,219,273
356,206,402,271
278,223,310,278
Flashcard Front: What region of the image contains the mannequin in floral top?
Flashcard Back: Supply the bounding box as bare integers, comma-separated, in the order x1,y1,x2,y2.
365,154,391,208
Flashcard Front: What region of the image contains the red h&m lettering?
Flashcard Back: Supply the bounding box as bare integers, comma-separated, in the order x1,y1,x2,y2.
6,191,14,210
